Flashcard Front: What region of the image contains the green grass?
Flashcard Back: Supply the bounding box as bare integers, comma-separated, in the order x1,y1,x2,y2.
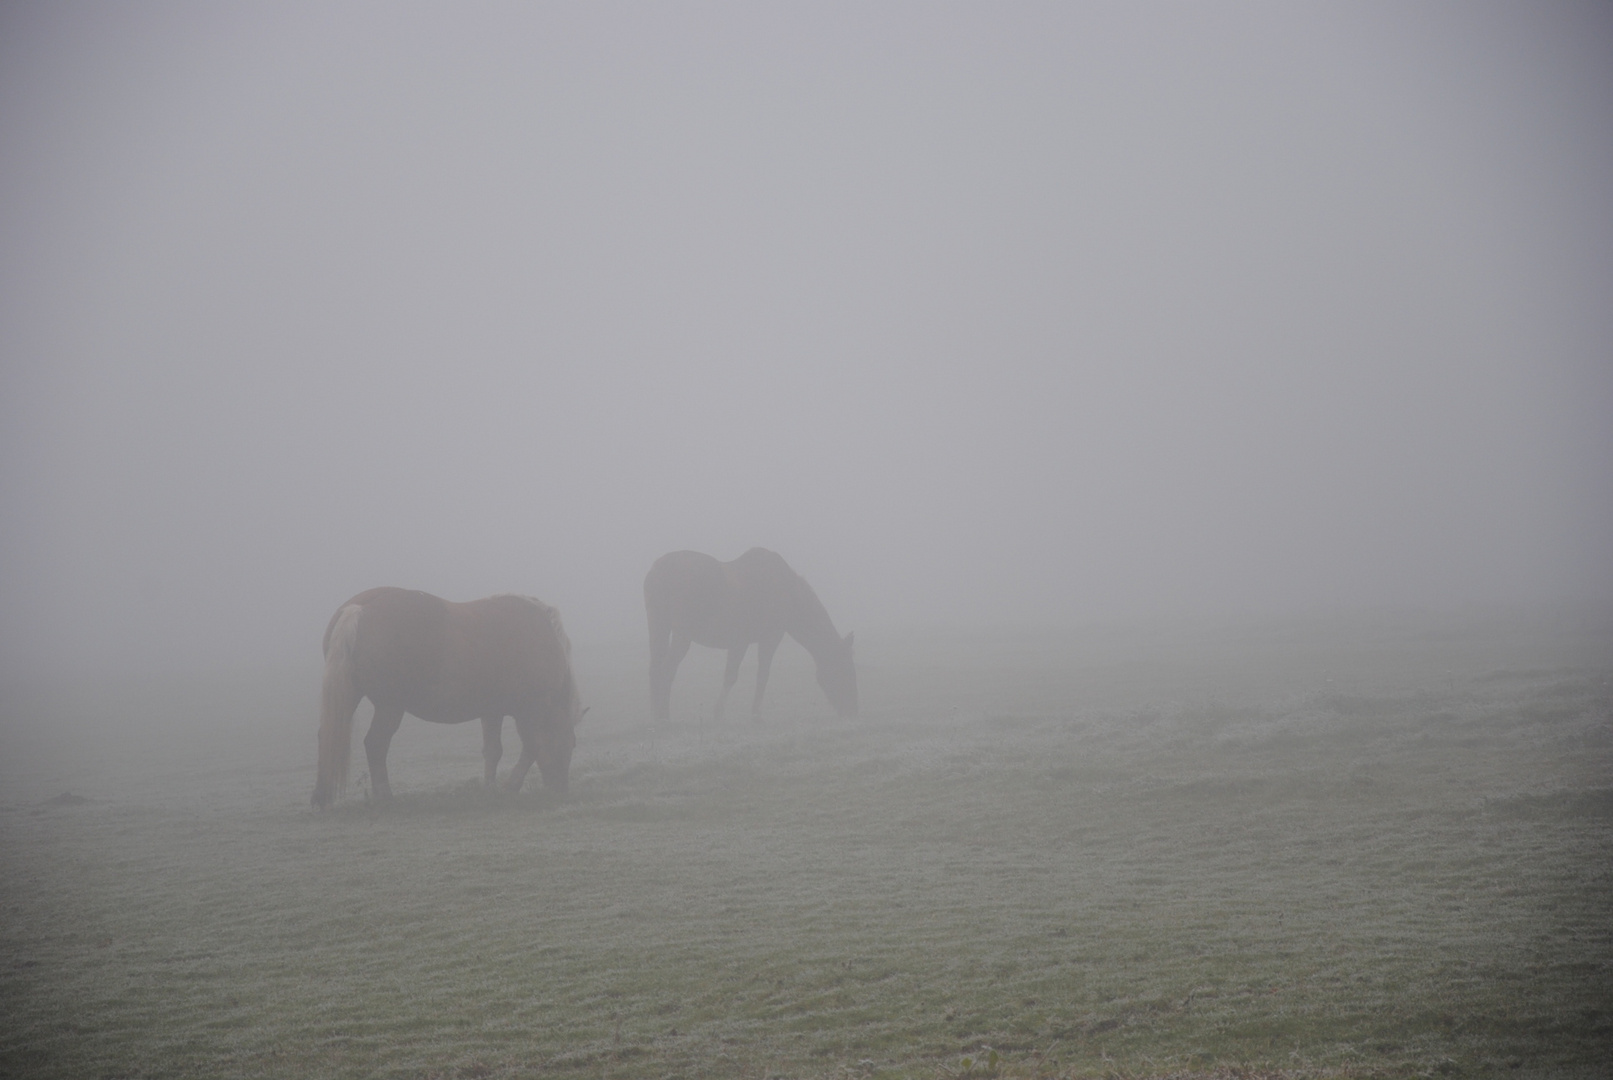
1,613,1610,1078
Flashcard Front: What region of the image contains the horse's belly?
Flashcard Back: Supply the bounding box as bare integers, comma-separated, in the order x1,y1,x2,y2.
411,704,480,725
686,613,766,650
409,694,511,725
367,684,487,725
417,684,541,725
690,629,748,650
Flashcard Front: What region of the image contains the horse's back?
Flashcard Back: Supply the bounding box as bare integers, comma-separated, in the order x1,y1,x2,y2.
456,594,573,689
333,588,572,722
644,551,726,621
645,550,724,594
644,548,800,646
725,547,798,594
325,586,431,655
729,547,791,574
645,549,793,598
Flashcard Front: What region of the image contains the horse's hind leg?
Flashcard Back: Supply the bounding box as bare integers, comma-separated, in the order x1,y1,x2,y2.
751,631,784,721
648,605,672,720
505,715,539,793
363,704,405,802
481,717,504,789
653,632,692,722
715,644,747,722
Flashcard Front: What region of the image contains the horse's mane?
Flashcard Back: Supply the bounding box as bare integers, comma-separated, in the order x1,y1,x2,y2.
500,595,581,718
789,573,842,650
497,594,572,657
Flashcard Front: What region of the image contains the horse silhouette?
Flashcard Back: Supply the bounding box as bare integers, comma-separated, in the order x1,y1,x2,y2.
312,587,583,807
644,548,856,721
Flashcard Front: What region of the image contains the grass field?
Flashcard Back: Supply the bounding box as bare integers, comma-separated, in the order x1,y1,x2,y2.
2,611,1610,1079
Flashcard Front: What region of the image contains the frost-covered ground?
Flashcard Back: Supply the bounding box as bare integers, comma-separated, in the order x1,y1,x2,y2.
2,611,1609,1079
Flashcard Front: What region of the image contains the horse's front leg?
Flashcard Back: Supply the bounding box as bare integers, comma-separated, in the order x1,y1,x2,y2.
481,716,504,789
505,715,539,793
506,715,575,794
364,704,405,802
715,644,747,721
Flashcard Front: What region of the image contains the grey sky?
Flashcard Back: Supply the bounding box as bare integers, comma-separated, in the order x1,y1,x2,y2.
2,2,1610,678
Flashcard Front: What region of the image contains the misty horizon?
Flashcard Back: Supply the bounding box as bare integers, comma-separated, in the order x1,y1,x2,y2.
2,2,1610,680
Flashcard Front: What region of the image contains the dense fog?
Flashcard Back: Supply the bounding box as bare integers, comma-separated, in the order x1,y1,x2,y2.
2,1,1610,680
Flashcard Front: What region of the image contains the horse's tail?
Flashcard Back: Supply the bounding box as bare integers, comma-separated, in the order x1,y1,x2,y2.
644,565,673,719
644,571,668,658
312,603,364,808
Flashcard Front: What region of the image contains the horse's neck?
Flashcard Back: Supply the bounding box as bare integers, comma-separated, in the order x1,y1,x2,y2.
785,584,840,659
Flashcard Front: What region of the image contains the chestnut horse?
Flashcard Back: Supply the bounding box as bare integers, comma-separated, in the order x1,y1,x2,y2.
645,548,857,721
312,587,584,807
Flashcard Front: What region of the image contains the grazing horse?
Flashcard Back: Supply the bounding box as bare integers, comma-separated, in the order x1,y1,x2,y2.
311,587,584,807
644,548,857,721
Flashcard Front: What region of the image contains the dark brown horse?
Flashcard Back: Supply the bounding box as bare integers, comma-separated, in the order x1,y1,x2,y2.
644,548,857,721
312,587,584,807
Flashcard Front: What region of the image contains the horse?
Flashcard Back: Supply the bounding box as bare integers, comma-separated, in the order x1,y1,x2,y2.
311,587,584,808
644,548,857,722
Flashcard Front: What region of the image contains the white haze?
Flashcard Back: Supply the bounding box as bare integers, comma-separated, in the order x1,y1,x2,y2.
1,2,1610,679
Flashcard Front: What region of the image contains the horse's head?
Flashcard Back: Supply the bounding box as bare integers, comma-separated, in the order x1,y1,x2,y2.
536,701,587,794
815,631,858,717
535,723,575,793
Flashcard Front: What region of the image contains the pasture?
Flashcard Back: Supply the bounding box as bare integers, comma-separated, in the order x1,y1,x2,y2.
1,611,1610,1079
